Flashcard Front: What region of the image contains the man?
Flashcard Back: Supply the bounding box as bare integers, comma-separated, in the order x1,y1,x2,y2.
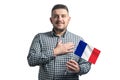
27,4,91,80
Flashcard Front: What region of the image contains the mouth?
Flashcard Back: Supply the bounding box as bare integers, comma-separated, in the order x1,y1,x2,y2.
56,23,64,26
56,23,63,26
56,21,64,24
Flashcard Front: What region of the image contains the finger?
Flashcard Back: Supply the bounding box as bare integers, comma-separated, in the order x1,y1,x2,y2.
67,42,74,44
66,64,76,71
67,49,74,53
66,63,80,73
66,61,77,69
58,40,62,44
66,42,75,46
67,60,79,69
66,45,74,50
69,45,75,49
68,60,78,65
69,43,75,47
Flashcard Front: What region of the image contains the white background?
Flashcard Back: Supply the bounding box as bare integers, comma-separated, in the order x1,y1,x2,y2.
0,0,120,80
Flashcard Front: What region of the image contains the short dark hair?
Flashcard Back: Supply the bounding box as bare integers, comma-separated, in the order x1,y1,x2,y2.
52,4,69,13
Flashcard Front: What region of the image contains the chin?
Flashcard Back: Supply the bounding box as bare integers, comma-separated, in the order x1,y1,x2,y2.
56,26,64,29
54,27,65,32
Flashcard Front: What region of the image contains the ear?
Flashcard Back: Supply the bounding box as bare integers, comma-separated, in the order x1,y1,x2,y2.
50,17,52,23
69,17,71,21
68,17,71,22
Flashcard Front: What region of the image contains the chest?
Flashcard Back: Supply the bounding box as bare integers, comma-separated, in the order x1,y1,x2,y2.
40,36,80,52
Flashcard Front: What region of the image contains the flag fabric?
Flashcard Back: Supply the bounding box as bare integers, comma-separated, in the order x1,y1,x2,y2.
74,40,101,64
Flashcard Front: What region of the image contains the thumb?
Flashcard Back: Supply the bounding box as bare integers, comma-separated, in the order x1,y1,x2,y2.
58,40,62,44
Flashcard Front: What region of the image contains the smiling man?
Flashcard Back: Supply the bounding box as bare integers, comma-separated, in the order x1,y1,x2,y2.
27,4,91,80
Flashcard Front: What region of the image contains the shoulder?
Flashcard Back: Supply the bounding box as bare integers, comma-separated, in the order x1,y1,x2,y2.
67,31,84,40
33,31,52,39
35,31,51,37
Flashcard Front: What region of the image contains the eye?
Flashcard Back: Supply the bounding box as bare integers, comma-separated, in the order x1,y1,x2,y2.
53,15,58,18
61,15,66,18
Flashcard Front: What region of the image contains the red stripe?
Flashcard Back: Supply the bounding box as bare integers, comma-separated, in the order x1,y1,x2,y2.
88,48,101,64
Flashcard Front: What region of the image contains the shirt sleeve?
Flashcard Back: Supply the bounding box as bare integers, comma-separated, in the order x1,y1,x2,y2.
78,58,91,76
27,34,55,66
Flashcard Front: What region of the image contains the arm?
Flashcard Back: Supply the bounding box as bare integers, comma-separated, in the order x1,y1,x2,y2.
27,34,55,66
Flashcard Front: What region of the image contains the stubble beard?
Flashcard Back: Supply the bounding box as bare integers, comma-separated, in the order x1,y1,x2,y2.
53,26,67,33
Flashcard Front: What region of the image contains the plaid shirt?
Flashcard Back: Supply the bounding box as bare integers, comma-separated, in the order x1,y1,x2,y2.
27,30,91,80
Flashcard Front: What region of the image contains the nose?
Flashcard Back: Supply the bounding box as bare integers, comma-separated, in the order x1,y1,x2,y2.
58,16,62,21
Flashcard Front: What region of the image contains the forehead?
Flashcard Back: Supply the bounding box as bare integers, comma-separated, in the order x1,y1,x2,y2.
52,9,68,15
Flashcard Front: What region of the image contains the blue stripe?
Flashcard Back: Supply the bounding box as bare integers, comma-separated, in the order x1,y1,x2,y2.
74,40,87,57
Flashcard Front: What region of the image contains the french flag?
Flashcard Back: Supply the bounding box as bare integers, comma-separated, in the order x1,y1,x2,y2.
74,40,101,64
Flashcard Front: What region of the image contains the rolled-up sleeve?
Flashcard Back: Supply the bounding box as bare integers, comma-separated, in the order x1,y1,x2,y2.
27,34,55,66
78,58,91,76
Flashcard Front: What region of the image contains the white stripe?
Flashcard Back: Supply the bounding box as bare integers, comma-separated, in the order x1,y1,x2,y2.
81,45,94,61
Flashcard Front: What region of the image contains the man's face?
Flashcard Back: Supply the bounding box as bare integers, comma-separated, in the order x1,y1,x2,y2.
50,9,71,32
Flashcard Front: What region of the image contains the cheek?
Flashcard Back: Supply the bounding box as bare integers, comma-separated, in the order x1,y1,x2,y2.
65,18,70,22
50,18,55,23
52,19,57,23
65,20,69,24
51,20,53,24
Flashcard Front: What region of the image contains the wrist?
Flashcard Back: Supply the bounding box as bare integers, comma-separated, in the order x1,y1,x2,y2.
53,48,58,56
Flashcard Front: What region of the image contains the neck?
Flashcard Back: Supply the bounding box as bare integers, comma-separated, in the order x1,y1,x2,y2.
53,28,67,37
